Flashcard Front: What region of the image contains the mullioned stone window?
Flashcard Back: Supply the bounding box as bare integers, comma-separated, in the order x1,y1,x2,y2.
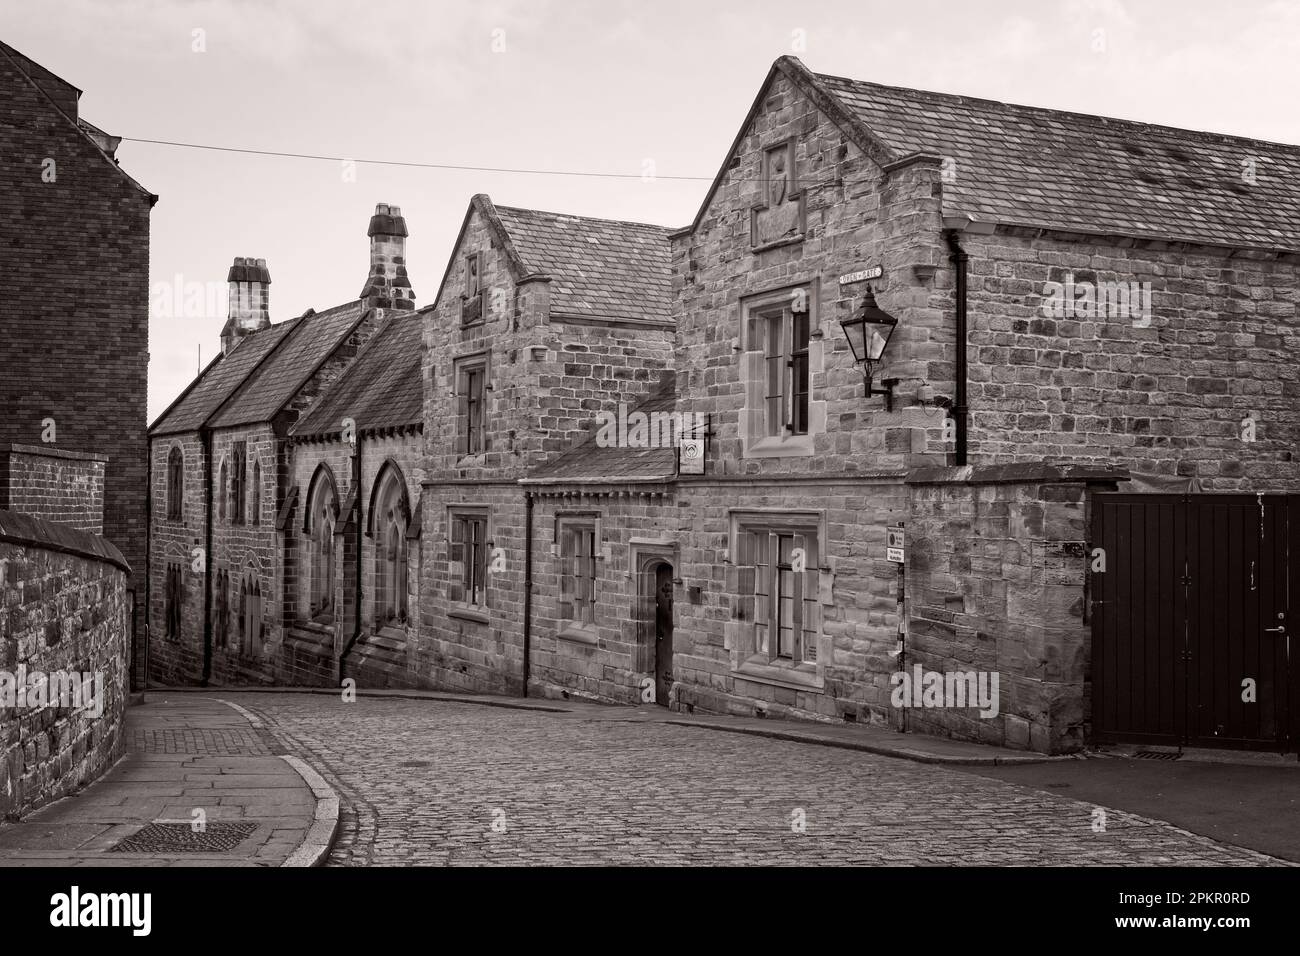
453,352,491,457
728,511,829,690
371,465,409,629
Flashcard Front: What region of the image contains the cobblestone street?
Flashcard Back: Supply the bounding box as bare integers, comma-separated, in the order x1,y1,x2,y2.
219,693,1280,867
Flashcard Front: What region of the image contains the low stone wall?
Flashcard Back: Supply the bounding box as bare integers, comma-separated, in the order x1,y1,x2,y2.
0,509,129,820
905,464,1125,754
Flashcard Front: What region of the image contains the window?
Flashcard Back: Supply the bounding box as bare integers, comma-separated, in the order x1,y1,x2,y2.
230,441,247,525
758,302,810,437
454,355,489,456
307,469,338,624
218,460,227,522
740,286,821,457
558,516,599,630
461,252,484,325
449,511,489,608
734,518,821,666
165,563,184,640
214,569,229,649
251,459,261,526
166,446,184,521
237,575,261,655
372,466,408,628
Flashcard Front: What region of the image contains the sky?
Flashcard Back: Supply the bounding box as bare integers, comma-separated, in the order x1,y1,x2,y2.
3,0,1298,421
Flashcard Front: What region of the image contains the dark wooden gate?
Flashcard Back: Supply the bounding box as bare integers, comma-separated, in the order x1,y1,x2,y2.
1092,494,1296,752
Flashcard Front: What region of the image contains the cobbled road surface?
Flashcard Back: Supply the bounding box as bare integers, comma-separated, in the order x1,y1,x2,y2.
218,692,1280,867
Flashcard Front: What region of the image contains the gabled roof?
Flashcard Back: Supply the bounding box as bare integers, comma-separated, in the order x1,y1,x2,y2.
149,321,294,436
431,194,673,326
679,56,1300,253
493,204,673,324
291,309,424,440
207,301,369,429
0,41,153,200
524,374,678,484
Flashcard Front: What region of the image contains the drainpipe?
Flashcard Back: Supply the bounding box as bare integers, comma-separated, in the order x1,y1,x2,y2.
522,490,534,698
200,428,214,684
943,230,970,466
339,431,364,682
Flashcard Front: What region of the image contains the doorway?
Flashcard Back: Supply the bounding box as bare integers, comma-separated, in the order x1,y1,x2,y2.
652,562,674,706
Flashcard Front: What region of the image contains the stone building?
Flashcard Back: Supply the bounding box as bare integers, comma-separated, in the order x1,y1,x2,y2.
146,57,1300,755
146,205,415,686
505,57,1300,754
415,194,674,695
0,41,155,684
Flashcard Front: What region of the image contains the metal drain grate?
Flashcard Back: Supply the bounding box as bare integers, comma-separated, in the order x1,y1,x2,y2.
1133,750,1182,760
109,821,259,854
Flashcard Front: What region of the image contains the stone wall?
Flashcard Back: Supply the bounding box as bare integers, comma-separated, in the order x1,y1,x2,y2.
939,229,1300,489
904,464,1125,753
0,510,129,820
147,433,206,685
0,444,107,534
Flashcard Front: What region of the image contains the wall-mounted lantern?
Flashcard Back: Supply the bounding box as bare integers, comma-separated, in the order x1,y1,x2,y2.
839,285,898,409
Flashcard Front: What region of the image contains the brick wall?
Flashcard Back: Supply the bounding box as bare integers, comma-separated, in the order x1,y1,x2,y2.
0,511,129,820
1,444,107,534
0,51,152,673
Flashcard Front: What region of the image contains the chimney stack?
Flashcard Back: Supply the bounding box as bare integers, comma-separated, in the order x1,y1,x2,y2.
360,203,414,310
220,257,271,355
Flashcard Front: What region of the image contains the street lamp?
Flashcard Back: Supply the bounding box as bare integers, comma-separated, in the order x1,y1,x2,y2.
839,285,898,409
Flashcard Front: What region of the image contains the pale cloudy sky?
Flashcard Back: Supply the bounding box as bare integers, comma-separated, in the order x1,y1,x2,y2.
3,0,1298,420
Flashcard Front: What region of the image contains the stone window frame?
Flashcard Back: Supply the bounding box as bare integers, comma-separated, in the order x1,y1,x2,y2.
448,505,491,624
238,569,263,657
165,445,184,522
453,351,491,458
555,512,602,644
304,465,340,626
251,457,261,527
214,568,230,650
218,458,228,522
727,509,829,691
461,251,485,327
738,283,826,459
369,462,410,632
230,441,247,525
164,561,185,641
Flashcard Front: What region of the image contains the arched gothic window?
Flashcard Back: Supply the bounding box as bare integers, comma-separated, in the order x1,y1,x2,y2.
218,460,227,522
166,446,184,520
251,459,261,526
307,468,338,624
372,466,408,628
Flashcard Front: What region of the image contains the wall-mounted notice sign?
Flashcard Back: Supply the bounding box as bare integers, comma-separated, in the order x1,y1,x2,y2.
679,438,705,475
886,525,905,564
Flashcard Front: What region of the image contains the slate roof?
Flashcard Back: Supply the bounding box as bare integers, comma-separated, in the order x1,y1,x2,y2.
525,375,678,483
813,69,1300,252
493,204,673,324
206,301,368,429
291,309,424,439
150,321,294,436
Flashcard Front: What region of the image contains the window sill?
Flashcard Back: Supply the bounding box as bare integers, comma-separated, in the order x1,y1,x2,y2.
743,434,815,459
735,655,824,691
557,624,599,646
449,606,488,625
299,618,334,634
